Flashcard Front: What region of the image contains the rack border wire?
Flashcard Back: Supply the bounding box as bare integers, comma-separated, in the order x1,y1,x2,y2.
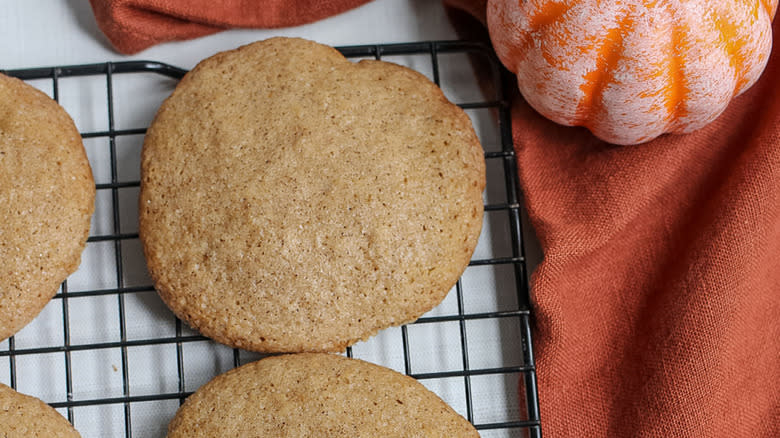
1,40,541,437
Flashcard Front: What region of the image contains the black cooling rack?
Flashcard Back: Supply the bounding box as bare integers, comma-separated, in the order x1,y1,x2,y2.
1,41,541,437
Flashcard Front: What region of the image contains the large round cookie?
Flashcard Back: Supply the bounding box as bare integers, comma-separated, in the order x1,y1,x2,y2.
167,353,480,437
0,383,81,437
140,37,485,352
0,73,94,341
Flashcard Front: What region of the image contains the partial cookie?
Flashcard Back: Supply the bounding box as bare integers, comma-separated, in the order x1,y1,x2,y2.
167,353,480,437
0,73,95,341
140,37,485,352
0,383,81,437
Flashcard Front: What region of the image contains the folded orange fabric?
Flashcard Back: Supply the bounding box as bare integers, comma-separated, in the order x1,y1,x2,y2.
89,1,779,436
88,0,371,54
511,18,780,438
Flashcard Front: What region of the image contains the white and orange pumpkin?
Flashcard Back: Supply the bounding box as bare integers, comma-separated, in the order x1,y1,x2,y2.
488,0,778,144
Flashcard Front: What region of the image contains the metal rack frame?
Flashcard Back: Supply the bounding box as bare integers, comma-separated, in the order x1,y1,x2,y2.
1,40,541,437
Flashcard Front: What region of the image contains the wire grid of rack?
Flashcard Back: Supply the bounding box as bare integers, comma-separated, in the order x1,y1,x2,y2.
0,41,540,437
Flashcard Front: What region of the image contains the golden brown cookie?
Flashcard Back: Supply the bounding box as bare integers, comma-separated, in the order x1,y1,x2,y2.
0,383,81,437
140,37,485,352
167,353,480,437
0,73,95,342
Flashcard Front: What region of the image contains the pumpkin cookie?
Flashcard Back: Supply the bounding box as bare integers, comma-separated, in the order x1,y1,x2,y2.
167,353,479,437
0,383,81,437
0,73,94,342
140,37,485,352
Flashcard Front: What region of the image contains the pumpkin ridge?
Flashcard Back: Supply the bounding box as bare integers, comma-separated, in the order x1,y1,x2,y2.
508,1,575,71
760,0,778,18
575,8,637,127
665,5,689,128
710,8,750,95
528,1,573,29
487,5,531,75
750,0,761,20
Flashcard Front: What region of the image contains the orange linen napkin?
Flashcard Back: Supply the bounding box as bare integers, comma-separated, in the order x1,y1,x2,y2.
90,2,780,436
508,17,780,438
88,0,371,54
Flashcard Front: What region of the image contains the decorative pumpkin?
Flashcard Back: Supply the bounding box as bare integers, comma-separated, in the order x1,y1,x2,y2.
487,0,778,145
